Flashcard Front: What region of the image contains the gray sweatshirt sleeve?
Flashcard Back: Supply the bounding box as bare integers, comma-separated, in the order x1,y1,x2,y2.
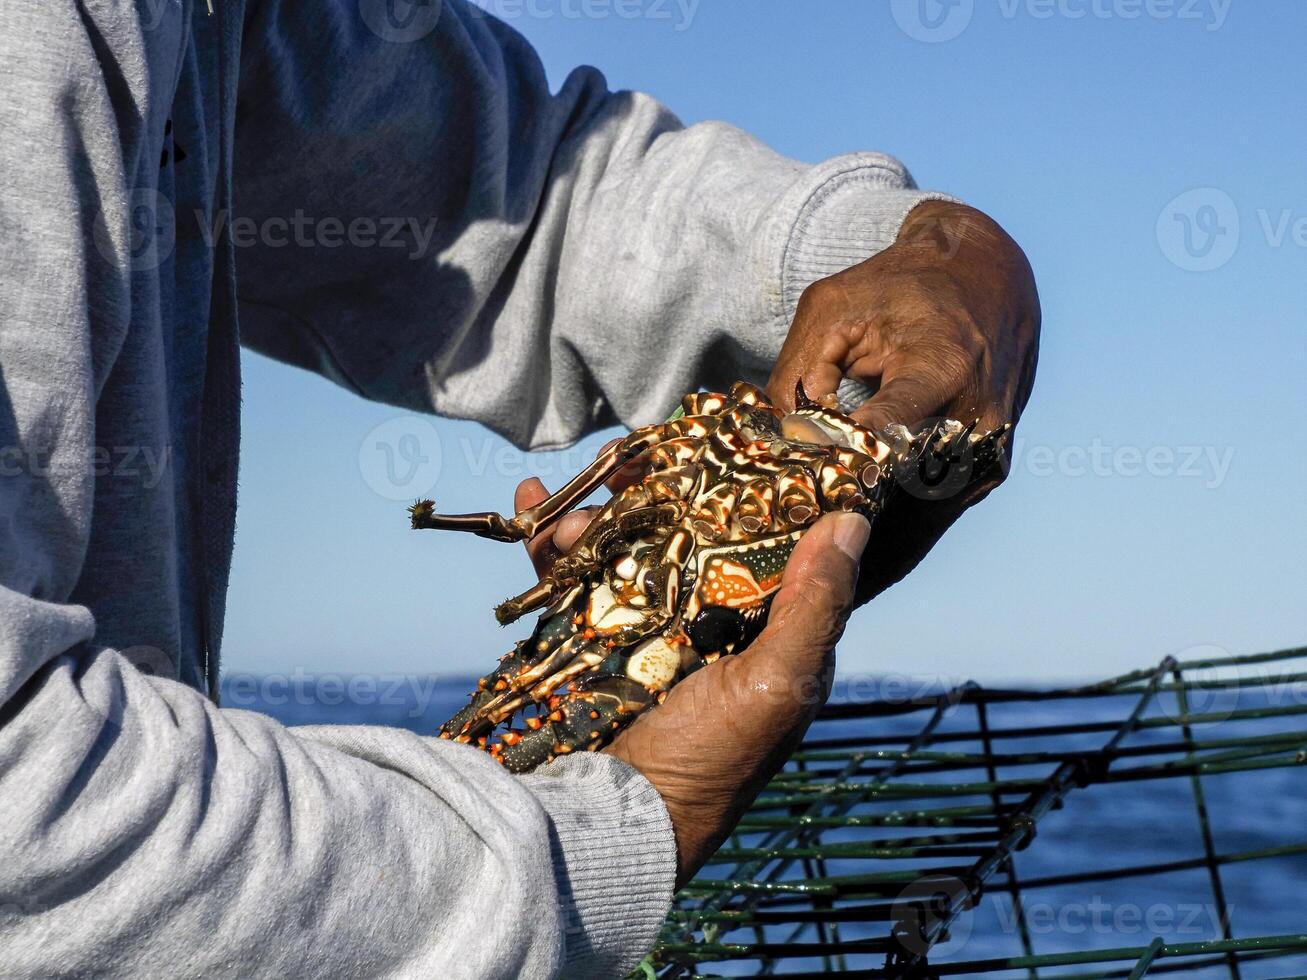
0,3,672,978
234,0,950,450
2,657,674,978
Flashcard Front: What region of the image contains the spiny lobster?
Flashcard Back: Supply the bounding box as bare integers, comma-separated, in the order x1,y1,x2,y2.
410,381,1007,772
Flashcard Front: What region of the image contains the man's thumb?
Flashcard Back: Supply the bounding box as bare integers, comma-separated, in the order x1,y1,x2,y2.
753,512,868,666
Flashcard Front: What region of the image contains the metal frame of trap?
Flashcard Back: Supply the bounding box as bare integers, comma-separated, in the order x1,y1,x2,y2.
638,645,1307,979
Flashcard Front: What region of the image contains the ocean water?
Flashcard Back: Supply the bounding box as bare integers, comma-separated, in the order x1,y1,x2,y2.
222,675,1307,977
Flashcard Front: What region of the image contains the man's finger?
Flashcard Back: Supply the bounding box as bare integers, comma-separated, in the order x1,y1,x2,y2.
768,360,848,413
848,371,948,433
746,512,867,679
766,317,879,413
595,437,647,493
552,507,599,554
514,477,548,513
514,478,559,577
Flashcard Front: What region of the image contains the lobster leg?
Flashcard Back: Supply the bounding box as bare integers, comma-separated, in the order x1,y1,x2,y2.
441,603,582,741
440,640,532,741
456,635,589,738
479,527,695,747
493,501,685,626
496,676,655,773
409,419,708,543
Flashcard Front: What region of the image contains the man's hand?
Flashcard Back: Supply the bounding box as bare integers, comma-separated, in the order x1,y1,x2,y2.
514,484,866,885
603,512,867,886
767,200,1041,603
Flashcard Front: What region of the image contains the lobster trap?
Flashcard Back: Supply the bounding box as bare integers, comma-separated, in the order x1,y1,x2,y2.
638,644,1307,979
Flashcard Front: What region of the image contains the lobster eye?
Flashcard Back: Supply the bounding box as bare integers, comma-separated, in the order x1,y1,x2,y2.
781,414,838,446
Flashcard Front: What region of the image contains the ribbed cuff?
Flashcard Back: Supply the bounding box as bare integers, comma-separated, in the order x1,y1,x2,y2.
518,753,676,980
775,152,958,410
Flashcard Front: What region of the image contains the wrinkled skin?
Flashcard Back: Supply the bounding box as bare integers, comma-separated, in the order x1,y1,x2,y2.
521,200,1039,885
768,200,1041,603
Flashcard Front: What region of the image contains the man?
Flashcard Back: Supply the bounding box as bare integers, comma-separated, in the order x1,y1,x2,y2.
0,1,1038,976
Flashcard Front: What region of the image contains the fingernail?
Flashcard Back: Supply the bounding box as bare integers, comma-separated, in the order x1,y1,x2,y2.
830,512,870,562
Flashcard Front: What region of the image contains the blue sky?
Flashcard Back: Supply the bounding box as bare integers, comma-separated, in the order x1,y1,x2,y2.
224,0,1306,686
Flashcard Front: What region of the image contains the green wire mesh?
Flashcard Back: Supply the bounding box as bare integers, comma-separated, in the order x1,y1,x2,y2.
636,645,1307,979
